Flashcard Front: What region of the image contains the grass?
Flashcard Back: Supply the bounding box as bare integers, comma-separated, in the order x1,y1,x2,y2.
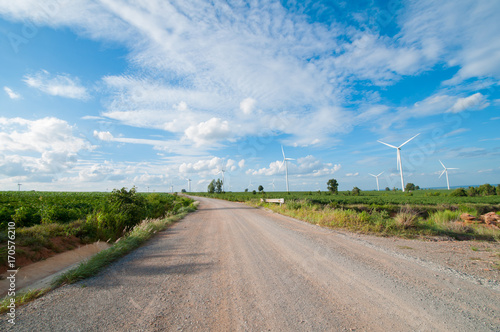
251,199,500,241
0,288,50,314
0,204,196,313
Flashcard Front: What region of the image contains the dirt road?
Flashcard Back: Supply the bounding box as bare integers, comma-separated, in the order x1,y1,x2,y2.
3,197,500,331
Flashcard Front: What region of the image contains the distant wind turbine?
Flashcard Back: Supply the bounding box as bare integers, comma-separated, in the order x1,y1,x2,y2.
439,160,458,190
369,172,384,191
378,133,420,192
269,178,276,191
18,183,22,191
187,179,191,192
217,166,226,192
247,179,253,191
279,145,295,193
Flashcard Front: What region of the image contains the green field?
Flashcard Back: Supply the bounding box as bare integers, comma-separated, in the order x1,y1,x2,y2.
0,189,195,267
193,188,500,206
191,188,500,241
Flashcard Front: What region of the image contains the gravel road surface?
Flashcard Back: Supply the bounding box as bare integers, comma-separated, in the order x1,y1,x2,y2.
2,196,499,331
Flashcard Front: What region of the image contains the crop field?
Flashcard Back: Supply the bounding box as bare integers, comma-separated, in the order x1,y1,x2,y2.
194,188,500,206
0,189,194,269
192,188,500,241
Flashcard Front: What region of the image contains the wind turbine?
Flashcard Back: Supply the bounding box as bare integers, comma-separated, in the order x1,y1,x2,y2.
279,145,295,192
217,166,226,192
17,183,22,191
378,133,420,192
369,172,384,191
247,179,253,191
439,160,458,190
187,179,191,192
269,178,276,191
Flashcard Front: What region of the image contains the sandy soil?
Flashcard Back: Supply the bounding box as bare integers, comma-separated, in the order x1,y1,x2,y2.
2,197,499,331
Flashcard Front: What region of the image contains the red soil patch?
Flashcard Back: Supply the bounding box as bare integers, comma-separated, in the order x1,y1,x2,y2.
1,235,83,274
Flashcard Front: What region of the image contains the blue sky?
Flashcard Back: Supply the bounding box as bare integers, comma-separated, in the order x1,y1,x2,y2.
0,0,499,192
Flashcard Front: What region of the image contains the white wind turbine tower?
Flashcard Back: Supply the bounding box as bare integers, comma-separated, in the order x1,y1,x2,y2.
18,183,22,191
279,145,295,193
217,166,226,192
378,133,420,192
247,179,253,191
187,179,191,192
369,172,384,191
269,178,276,191
439,160,458,190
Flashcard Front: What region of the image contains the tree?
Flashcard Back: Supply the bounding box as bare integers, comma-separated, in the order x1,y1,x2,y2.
497,184,500,195
450,188,467,197
244,188,248,192
351,187,361,196
327,179,339,194
215,179,223,193
207,180,215,193
478,183,495,196
405,183,416,192
385,187,390,191
258,185,264,192
467,186,478,197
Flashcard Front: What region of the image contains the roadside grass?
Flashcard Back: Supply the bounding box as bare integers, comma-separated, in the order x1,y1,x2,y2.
253,199,500,241
0,205,196,314
0,288,50,314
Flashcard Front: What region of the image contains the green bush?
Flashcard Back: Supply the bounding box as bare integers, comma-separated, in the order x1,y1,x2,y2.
450,188,467,197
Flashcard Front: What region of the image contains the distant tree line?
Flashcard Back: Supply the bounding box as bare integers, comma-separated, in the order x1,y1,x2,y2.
450,184,500,197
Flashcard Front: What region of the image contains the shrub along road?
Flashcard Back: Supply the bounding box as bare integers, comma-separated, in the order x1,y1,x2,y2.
2,197,500,331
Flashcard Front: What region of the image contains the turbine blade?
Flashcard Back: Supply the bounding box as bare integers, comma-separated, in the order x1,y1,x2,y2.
281,145,285,159
369,173,376,177
439,169,446,178
278,160,284,171
448,168,459,170
377,140,398,149
286,158,295,161
439,160,445,169
399,133,420,148
377,171,384,177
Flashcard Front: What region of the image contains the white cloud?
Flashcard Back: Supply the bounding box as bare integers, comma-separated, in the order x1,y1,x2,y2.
93,130,114,141
0,117,92,177
400,0,500,84
184,118,231,146
249,155,340,177
345,172,359,177
240,98,256,115
4,86,21,99
450,93,489,113
23,70,89,100
179,156,225,177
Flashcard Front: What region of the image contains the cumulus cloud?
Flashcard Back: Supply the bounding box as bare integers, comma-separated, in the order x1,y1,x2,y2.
23,70,89,100
0,117,92,177
4,86,21,99
177,157,246,180
184,118,231,146
248,155,340,177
